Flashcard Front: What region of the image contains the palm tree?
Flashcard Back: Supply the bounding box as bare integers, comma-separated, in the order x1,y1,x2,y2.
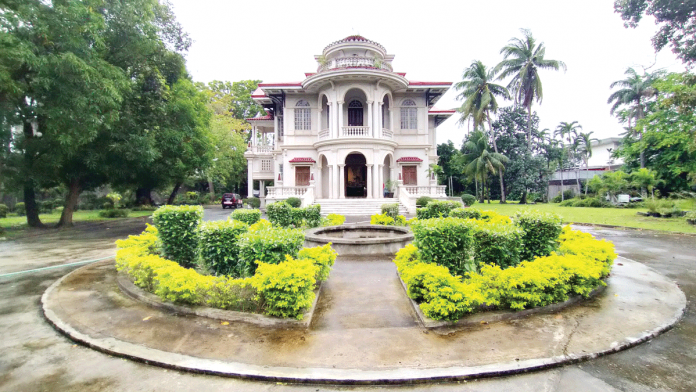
607,67,662,168
554,121,582,201
630,168,662,199
455,60,511,202
576,131,598,195
496,29,567,151
461,130,510,203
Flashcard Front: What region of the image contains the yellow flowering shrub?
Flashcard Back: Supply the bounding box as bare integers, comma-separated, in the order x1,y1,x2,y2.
297,243,338,282
251,256,318,319
323,213,346,226
248,218,273,233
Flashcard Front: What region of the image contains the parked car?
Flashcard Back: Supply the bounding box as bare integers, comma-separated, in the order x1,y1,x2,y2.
221,193,243,209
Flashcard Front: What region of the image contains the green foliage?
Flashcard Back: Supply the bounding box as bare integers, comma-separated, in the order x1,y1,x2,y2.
266,201,293,227
559,197,610,208
245,197,261,208
205,276,259,312
303,204,322,228
410,217,477,276
381,203,400,219
461,194,476,206
449,207,481,220
297,243,338,282
237,227,305,276
588,171,630,201
231,209,261,225
370,213,406,226
551,189,576,203
14,202,25,216
471,221,523,269
417,200,461,219
286,197,302,208
152,205,204,268
252,257,318,319
416,208,429,220
322,213,346,226
514,210,563,261
199,220,249,276
0,204,8,218
98,209,130,218
416,196,433,207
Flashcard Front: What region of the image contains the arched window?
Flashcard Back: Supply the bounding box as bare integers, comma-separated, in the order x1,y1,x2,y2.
400,99,417,129
348,100,363,108
294,100,311,130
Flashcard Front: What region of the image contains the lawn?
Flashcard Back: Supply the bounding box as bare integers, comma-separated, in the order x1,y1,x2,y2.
472,201,696,234
0,210,153,231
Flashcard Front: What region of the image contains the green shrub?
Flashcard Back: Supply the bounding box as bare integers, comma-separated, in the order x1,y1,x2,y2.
297,243,337,282
371,212,394,225
449,207,481,220
231,209,261,225
266,201,294,227
461,194,476,207
237,227,305,276
0,204,8,218
303,204,322,228
14,202,25,216
410,217,477,275
416,208,429,220
322,213,346,226
514,210,563,261
381,203,400,219
206,276,259,311
245,197,261,209
153,263,211,305
417,200,461,219
199,220,249,276
416,196,433,207
471,221,523,269
551,189,575,203
286,197,302,208
98,209,129,218
252,256,318,319
152,205,204,268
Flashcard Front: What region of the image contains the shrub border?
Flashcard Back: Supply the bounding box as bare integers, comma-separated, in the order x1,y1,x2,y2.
116,271,322,329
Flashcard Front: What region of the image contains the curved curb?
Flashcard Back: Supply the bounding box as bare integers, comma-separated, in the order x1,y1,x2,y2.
116,273,322,329
42,261,686,385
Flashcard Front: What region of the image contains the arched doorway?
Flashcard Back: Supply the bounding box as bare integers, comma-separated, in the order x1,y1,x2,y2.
345,153,367,198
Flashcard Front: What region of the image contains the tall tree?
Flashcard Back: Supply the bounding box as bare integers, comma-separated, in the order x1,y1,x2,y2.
460,130,509,203
496,29,567,151
454,60,511,202
614,0,696,67
554,121,583,200
607,67,662,168
576,131,597,195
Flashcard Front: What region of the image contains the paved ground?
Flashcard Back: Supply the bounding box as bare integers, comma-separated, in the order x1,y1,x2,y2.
1,209,695,391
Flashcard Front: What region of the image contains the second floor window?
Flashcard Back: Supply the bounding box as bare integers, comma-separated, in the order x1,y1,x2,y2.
400,99,417,129
294,100,311,130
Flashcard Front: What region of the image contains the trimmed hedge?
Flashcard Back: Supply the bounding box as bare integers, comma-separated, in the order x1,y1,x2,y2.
266,201,294,227
152,205,204,268
245,197,261,209
14,202,25,216
514,210,563,261
416,196,433,207
394,226,616,321
0,204,8,218
253,257,317,319
322,213,346,226
381,203,400,219
471,221,523,269
303,204,322,228
199,220,249,276
417,200,461,219
449,207,481,220
297,243,337,282
231,209,261,225
370,212,407,226
267,201,321,228
286,197,302,208
237,227,305,276
461,194,476,207
98,209,129,218
410,217,477,275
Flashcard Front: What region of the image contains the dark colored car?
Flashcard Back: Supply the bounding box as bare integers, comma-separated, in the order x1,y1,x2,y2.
221,193,243,209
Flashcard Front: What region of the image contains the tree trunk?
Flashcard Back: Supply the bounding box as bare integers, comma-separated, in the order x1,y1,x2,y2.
584,159,590,195
560,164,564,201
21,119,43,228
167,182,182,205
487,112,506,203
57,179,81,227
526,105,533,151
207,176,215,203
637,100,646,169
575,167,581,195
135,187,153,206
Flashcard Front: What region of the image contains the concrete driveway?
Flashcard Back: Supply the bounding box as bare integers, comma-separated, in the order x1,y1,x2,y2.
0,210,694,391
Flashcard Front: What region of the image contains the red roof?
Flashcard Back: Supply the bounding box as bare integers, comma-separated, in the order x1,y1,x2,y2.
396,72,407,77
304,72,316,77
396,157,423,163
429,108,456,114
251,87,267,98
245,111,273,121
258,82,303,87
408,81,452,86
289,157,316,163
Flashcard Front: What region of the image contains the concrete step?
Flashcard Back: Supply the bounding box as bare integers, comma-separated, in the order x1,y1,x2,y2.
314,199,407,216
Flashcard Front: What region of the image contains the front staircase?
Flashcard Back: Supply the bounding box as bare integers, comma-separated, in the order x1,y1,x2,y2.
313,199,408,216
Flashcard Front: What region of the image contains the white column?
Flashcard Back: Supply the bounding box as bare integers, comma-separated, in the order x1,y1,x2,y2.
337,101,344,138
252,125,257,146
338,164,345,199
316,107,322,135
366,164,373,199
377,102,383,138
247,159,254,198
389,108,394,135
316,164,323,199
260,180,265,198
328,165,333,199
378,164,384,198
367,100,373,138
274,116,278,147
331,102,337,139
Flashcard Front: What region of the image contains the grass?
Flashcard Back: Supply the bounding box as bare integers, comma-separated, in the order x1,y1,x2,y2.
0,210,153,231
469,200,696,234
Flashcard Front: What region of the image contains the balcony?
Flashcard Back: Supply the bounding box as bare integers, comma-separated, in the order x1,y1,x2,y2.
317,127,393,142
247,145,273,154
318,57,393,73
342,126,370,137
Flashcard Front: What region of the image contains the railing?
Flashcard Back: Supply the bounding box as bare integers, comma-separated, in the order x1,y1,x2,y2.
247,145,273,154
318,129,329,139
318,57,393,73
381,128,393,139
341,126,370,137
266,186,309,197
403,185,447,197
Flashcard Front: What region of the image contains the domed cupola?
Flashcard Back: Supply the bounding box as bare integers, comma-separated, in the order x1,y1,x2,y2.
316,35,394,73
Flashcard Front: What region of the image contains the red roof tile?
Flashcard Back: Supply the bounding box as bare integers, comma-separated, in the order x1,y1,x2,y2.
258,82,303,87
245,111,273,121
408,81,452,86
396,157,423,162
289,157,316,163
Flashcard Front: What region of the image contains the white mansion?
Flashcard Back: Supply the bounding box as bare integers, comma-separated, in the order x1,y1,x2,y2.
245,36,455,214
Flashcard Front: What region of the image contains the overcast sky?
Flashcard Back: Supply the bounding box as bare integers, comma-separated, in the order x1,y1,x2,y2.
169,0,684,148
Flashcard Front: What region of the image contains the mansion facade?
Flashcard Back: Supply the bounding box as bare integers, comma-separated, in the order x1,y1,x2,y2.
245,36,454,213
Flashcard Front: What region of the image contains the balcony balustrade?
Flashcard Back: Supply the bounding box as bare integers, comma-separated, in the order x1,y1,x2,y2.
341,126,370,137
403,185,447,197
266,186,309,197
247,145,273,154
318,56,393,73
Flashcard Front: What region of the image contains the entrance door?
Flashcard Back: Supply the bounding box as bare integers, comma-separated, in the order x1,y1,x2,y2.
402,166,417,185
295,166,310,186
348,100,363,126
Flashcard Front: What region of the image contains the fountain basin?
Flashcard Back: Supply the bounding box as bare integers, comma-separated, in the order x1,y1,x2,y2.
305,224,413,257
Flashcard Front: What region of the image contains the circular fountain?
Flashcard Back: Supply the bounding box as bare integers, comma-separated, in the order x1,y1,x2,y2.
304,225,413,257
